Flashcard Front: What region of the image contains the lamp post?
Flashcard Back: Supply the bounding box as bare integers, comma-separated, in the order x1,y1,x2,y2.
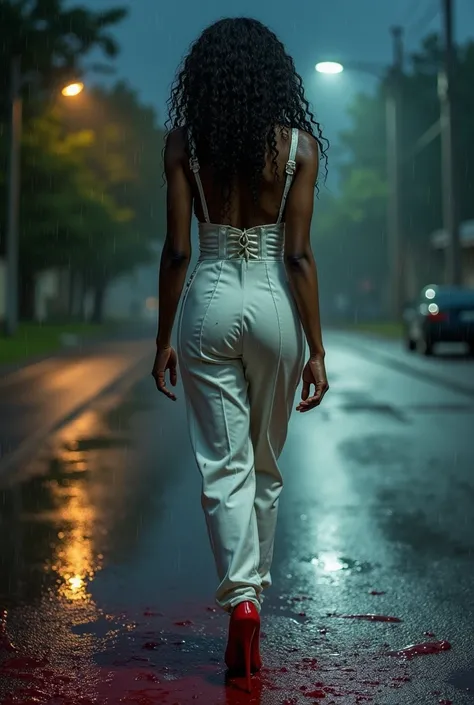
3,68,84,336
439,0,460,285
316,31,405,320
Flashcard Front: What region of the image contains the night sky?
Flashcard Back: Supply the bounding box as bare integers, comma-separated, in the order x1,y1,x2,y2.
78,0,474,171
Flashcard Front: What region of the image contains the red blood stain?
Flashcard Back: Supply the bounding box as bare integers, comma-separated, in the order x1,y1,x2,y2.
135,672,161,683
388,640,451,659
335,614,402,623
141,642,161,650
143,611,164,617
298,612,307,617
174,620,194,627
1,656,50,670
439,700,453,704
368,590,385,595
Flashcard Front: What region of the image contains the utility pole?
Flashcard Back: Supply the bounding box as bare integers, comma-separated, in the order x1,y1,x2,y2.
4,56,22,337
386,26,404,319
439,0,461,285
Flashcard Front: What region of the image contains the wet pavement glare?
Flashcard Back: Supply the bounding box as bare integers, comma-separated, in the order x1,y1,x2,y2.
1,333,474,704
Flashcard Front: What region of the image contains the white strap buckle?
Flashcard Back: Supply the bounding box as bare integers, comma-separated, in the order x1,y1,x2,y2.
189,157,200,173
285,159,296,176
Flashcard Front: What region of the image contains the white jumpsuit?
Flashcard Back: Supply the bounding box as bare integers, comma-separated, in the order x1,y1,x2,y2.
178,128,305,612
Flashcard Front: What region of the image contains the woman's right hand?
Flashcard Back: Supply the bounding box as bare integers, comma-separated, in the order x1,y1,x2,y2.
296,354,329,412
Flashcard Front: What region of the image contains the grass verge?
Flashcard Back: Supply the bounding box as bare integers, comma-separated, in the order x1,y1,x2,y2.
344,321,403,339
0,321,116,366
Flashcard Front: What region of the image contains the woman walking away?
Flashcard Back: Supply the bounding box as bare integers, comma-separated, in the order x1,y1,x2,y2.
152,17,329,691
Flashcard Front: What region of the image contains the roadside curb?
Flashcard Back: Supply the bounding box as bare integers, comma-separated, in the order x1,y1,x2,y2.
0,350,152,480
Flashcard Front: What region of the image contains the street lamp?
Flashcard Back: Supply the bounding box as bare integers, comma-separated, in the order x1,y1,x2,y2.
61,82,84,97
3,62,85,336
315,61,344,75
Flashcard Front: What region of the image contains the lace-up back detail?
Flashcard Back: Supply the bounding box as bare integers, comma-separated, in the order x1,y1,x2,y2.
189,129,299,262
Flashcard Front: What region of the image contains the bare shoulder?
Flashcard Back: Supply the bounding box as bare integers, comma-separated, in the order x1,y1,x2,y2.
295,129,320,166
165,127,187,166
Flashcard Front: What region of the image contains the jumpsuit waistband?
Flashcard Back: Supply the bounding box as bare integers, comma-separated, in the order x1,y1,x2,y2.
198,223,285,261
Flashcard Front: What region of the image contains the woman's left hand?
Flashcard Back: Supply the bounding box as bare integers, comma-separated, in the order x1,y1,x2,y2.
151,346,178,400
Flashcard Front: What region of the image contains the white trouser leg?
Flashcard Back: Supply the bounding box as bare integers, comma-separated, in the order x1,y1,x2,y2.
180,358,262,612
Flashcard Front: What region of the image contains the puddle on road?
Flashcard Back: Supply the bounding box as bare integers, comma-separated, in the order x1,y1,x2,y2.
308,553,374,575
0,379,155,617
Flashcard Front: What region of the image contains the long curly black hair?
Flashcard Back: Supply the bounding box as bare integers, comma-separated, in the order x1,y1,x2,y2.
166,17,328,215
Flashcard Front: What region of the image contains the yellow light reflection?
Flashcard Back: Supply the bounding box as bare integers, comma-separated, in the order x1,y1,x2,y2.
46,409,104,603
69,575,84,591
53,496,98,602
62,82,84,97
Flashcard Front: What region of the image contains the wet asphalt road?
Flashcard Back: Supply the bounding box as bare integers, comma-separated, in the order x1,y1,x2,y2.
0,330,474,705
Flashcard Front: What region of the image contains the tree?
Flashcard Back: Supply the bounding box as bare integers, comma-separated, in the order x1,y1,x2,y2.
55,82,167,321
18,108,133,319
59,82,167,257
15,80,167,323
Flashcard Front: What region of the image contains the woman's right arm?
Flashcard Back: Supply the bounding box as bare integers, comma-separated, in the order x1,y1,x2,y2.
284,130,329,410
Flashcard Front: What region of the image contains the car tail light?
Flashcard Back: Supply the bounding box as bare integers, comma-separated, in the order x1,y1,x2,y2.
428,311,448,321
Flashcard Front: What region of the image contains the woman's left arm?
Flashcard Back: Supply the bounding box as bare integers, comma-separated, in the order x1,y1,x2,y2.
156,129,192,348
153,129,192,399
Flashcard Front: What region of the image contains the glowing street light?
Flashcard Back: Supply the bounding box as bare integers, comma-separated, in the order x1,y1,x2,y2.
315,61,344,75
61,81,84,97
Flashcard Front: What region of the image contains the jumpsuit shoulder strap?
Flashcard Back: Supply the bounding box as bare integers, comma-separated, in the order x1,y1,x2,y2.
276,127,299,224
188,132,210,223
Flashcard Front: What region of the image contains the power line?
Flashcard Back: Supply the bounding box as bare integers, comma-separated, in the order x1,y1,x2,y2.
405,0,440,41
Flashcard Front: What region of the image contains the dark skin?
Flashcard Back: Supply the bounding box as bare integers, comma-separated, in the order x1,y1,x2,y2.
152,126,329,412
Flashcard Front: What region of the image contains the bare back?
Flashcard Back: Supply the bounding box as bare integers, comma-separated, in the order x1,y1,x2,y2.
184,127,300,229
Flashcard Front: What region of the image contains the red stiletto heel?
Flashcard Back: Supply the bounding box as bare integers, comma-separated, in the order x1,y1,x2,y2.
225,601,261,692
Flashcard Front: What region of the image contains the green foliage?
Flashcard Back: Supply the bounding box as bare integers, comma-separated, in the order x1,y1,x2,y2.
19,109,134,277
19,86,166,286
58,81,167,262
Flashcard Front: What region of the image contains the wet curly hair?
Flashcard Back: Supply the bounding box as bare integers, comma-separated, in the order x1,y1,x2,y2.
166,17,328,216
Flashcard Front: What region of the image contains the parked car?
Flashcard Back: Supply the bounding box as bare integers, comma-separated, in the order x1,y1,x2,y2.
402,285,474,356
